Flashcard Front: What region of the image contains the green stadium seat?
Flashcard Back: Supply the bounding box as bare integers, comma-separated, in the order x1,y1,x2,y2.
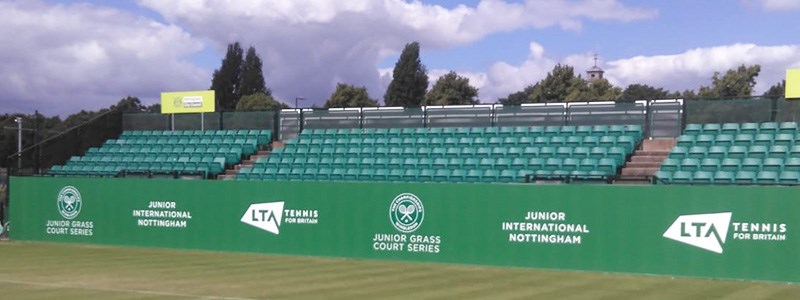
713,171,735,184
740,158,762,172
733,134,753,146
684,124,702,135
582,136,600,147
726,146,747,159
720,123,739,136
706,146,727,159
699,158,720,172
768,145,788,158
785,157,800,172
779,171,800,185
687,146,707,159
756,171,778,184
498,170,516,182
543,126,561,137
748,145,768,158
575,125,593,136
779,122,798,134
773,134,794,146
433,169,450,182
694,135,714,147
680,158,700,172
528,158,545,170
676,135,695,147
671,171,693,184
572,147,590,159
712,134,734,147
653,170,671,184
701,123,721,135
555,147,573,159
760,122,779,135
692,171,713,184
589,147,607,159
481,169,499,182
753,134,773,146
720,158,741,172
418,169,435,182
660,158,679,172
740,123,759,135
763,158,783,172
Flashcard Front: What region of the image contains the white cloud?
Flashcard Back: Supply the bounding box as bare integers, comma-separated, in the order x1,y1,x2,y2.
139,0,657,106
434,42,800,103
744,0,800,10
606,44,800,94
0,0,208,116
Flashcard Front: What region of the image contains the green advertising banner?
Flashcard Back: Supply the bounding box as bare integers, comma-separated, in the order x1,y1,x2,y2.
9,177,800,283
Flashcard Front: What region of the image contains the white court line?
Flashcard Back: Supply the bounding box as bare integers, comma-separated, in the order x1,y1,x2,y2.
0,278,260,300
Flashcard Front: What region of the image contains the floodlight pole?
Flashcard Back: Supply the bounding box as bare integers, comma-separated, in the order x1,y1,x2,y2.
14,117,22,170
295,97,305,109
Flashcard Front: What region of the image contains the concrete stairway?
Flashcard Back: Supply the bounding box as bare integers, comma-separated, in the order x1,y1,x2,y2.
620,139,676,176
217,141,283,180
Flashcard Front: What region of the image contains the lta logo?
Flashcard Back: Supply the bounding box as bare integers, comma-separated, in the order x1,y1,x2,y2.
57,186,82,220
663,212,732,254
241,202,284,235
389,193,424,233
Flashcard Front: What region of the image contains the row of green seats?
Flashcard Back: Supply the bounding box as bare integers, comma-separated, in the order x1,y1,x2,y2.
108,137,262,148
683,122,798,136
668,145,800,160
676,133,798,148
271,145,631,160
63,156,225,173
299,125,643,139
237,167,610,183
122,129,271,139
51,164,211,178
94,143,254,157
253,157,619,173
288,135,639,148
661,157,800,173
655,170,800,185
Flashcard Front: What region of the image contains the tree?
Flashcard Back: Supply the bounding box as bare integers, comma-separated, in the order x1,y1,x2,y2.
532,64,583,102
109,96,145,113
235,92,287,111
210,42,244,110
240,46,269,97
698,64,761,98
764,80,785,99
423,71,479,106
620,84,671,102
384,42,429,107
324,84,378,108
498,89,532,106
565,78,622,102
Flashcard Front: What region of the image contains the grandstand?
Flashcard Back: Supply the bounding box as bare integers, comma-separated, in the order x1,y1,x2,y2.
657,121,800,185
7,98,800,285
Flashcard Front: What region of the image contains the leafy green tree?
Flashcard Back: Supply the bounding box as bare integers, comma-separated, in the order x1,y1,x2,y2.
565,78,622,102
384,42,429,107
532,64,583,102
210,42,244,110
620,84,671,101
241,46,269,97
235,92,287,111
698,64,761,98
498,88,533,105
109,96,146,113
764,80,785,99
324,84,378,108
423,71,479,106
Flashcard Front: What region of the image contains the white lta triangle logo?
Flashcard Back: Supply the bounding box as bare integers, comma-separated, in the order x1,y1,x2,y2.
241,202,284,235
663,212,732,254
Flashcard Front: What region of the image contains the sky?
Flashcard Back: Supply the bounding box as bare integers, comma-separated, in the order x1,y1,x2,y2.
1,0,800,116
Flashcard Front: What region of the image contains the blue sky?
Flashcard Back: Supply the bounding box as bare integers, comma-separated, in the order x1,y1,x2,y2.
1,0,799,116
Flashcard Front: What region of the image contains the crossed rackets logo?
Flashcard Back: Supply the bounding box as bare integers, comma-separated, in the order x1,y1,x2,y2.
389,193,424,233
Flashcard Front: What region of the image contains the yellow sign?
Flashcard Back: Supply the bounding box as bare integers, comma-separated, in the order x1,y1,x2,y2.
161,90,216,114
788,69,800,99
